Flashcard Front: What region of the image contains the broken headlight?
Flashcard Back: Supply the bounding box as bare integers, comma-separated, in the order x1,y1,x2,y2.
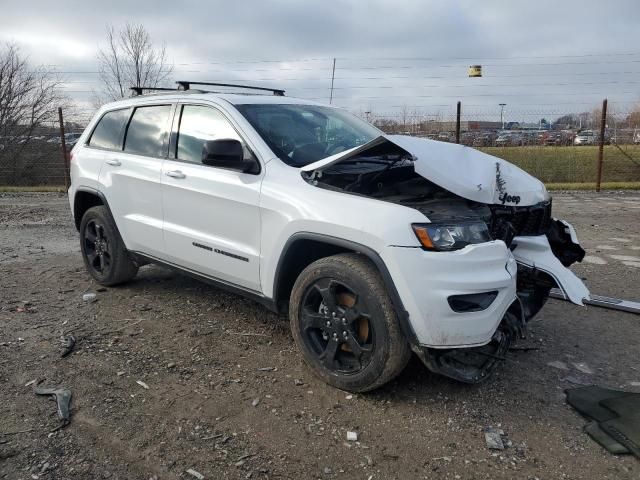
412,222,491,251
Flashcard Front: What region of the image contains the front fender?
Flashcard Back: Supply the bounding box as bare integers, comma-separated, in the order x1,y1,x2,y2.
512,234,589,305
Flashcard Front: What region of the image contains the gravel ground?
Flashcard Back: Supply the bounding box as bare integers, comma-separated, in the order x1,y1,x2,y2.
0,191,639,480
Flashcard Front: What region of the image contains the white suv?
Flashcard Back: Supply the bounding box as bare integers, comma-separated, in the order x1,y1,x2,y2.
69,82,589,392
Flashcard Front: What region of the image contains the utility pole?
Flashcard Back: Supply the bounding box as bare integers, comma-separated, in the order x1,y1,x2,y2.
499,103,506,130
329,58,336,104
455,101,461,144
596,98,607,193
58,107,69,190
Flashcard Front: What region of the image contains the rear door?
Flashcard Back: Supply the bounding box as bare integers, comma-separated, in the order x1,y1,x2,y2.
99,103,173,256
160,103,262,292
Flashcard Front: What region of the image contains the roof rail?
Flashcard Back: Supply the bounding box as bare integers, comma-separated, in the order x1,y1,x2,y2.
130,86,178,96
176,81,285,96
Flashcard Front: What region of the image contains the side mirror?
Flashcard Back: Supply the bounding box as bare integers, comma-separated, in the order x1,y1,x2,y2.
201,139,258,173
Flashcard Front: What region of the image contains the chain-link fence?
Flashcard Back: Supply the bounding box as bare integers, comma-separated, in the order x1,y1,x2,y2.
367,103,640,187
1,101,639,188
0,115,83,187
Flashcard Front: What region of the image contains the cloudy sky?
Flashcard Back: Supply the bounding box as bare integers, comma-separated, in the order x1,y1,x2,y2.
2,0,639,123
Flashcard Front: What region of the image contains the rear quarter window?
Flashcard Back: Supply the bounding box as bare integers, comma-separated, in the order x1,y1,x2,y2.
124,105,172,157
88,108,131,150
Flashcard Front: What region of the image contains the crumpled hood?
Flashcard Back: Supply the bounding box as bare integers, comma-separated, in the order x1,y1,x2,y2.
301,135,549,206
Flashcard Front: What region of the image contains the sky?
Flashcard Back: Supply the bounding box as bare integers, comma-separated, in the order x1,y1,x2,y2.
1,0,639,124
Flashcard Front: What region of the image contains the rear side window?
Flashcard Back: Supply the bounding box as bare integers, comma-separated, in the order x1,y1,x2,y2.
176,105,241,163
124,105,172,157
88,108,130,150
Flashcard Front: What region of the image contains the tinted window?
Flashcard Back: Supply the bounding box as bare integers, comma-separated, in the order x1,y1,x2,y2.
235,104,380,167
88,108,130,150
176,105,241,163
124,105,172,157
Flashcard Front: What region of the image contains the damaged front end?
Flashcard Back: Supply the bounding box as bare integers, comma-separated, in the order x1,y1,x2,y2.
301,134,590,383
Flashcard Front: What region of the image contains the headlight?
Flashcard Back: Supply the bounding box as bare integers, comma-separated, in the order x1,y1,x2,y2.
412,222,491,251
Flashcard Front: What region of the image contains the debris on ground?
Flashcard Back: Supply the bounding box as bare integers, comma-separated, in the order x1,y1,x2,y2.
60,334,76,357
186,468,205,479
566,386,640,458
24,379,36,387
572,362,594,374
346,431,358,442
136,380,150,390
82,292,97,303
547,361,569,370
251,397,261,407
34,387,72,425
483,426,513,450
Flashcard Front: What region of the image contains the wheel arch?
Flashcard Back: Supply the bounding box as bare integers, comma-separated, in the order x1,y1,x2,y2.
272,232,419,346
73,187,112,230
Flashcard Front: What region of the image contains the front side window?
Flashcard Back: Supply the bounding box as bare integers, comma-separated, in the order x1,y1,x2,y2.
88,108,130,150
235,104,381,167
176,105,241,163
124,105,172,157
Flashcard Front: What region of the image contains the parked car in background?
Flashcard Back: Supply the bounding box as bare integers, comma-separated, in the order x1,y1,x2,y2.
64,132,82,149
544,132,562,146
635,131,640,145
574,130,595,146
495,133,524,147
437,132,453,143
461,132,475,146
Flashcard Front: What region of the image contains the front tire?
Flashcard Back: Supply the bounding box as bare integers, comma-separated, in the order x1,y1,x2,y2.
289,253,411,392
79,206,138,286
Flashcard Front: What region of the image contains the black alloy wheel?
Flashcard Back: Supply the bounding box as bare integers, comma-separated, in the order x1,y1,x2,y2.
83,219,112,275
299,277,374,374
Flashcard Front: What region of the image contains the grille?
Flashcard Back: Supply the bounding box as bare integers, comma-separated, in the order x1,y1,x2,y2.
490,200,552,241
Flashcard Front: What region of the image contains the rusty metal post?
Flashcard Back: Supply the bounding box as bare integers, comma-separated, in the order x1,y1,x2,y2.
455,101,461,144
596,98,607,192
58,107,69,190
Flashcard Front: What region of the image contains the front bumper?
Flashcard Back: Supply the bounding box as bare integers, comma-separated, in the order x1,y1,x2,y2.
383,240,518,348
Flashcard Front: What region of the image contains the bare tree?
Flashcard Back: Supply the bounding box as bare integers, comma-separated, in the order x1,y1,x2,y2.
0,43,64,180
97,23,173,100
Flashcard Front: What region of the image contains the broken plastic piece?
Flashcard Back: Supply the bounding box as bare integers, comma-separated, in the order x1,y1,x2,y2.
34,387,72,424
60,335,75,357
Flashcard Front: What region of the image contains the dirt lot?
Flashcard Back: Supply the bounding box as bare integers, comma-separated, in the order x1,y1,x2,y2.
1,192,639,480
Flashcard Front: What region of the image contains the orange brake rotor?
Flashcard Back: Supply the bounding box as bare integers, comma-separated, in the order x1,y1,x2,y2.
336,292,369,352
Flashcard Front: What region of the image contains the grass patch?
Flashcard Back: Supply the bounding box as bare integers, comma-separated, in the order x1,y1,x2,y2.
479,145,640,183
0,185,66,193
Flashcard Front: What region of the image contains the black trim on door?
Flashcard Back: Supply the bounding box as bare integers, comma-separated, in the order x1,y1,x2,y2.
130,251,278,312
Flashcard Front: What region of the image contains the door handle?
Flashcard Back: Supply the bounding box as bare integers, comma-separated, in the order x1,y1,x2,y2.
105,159,121,166
165,170,186,179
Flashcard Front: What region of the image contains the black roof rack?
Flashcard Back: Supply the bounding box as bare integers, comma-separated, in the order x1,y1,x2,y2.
130,86,178,96
176,81,285,96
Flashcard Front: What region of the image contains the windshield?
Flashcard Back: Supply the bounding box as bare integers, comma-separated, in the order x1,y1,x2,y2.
235,103,381,167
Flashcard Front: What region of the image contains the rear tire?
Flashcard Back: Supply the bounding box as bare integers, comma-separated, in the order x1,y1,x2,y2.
289,253,411,392
79,206,138,286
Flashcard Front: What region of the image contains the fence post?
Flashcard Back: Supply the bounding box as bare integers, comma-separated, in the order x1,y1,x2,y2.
455,101,461,144
595,98,607,192
58,107,69,190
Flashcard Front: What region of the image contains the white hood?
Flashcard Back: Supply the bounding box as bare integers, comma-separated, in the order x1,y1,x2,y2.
301,135,549,206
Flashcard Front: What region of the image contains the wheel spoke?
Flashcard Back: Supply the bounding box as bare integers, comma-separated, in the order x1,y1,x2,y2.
314,278,337,311
85,227,97,243
344,306,366,323
300,308,328,331
320,339,339,368
87,252,98,267
345,333,364,358
95,225,104,242
99,254,105,272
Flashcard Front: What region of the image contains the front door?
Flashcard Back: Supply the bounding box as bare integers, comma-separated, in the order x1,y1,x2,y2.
160,103,262,292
